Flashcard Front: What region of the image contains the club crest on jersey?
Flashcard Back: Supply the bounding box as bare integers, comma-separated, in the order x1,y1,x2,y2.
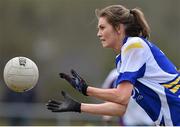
132,87,143,101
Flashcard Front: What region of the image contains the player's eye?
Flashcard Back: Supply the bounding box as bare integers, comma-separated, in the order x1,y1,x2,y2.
97,25,105,30
99,25,105,30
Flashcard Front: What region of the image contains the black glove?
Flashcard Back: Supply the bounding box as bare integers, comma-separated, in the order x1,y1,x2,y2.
59,69,88,96
46,91,81,113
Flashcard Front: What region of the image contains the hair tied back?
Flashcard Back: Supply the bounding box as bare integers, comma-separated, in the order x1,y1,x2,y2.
129,9,133,14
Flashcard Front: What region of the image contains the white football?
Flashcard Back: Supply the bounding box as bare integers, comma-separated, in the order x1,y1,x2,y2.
3,57,39,92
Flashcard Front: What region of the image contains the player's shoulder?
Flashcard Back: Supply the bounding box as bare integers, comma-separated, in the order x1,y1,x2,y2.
122,37,148,54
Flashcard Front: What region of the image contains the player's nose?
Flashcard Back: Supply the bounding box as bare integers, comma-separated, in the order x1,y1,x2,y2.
97,30,102,38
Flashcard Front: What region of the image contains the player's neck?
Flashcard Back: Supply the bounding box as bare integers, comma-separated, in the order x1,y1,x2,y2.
113,34,125,54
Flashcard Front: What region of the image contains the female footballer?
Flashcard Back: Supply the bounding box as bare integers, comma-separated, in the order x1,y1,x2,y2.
47,5,180,126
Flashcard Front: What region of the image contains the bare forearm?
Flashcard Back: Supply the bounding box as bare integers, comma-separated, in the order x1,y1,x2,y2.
87,87,119,103
87,86,127,105
87,82,133,105
81,102,126,116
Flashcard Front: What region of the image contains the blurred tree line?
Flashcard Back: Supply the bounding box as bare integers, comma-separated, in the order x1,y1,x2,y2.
0,0,179,102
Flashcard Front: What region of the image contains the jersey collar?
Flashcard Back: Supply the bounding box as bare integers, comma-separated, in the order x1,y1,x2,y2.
122,36,129,45
115,36,128,66
115,36,128,67
115,54,121,67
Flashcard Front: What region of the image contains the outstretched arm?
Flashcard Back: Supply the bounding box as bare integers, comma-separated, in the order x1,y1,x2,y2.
81,102,127,116
47,91,127,116
87,81,133,105
59,70,133,105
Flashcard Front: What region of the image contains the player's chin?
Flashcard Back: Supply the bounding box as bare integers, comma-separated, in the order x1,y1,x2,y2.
101,41,111,48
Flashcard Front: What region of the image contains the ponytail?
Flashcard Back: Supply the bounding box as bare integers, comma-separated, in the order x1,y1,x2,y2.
130,8,150,39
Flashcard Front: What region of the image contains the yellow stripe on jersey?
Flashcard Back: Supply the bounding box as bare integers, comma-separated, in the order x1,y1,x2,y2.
124,42,143,53
170,85,180,93
163,77,180,87
163,76,180,93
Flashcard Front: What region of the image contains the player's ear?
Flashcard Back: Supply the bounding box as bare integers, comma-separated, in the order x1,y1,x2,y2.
115,24,125,35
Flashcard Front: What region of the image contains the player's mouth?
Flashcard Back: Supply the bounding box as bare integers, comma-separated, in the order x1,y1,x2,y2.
100,38,106,42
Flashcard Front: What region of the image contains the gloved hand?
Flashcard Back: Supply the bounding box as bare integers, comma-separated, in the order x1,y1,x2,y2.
59,70,88,96
46,91,81,113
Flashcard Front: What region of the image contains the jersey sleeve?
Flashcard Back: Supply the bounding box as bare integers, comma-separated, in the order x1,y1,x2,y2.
116,39,148,86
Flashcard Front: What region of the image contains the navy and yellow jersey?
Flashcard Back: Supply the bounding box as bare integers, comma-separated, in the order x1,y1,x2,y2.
115,36,180,126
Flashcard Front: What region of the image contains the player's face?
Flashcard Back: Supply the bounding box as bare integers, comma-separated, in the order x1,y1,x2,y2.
97,17,121,49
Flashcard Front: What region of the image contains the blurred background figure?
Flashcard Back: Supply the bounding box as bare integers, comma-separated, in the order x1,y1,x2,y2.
101,68,124,125
3,88,36,126
101,68,154,126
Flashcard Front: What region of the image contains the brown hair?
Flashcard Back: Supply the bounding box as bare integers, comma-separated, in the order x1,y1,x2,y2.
96,5,150,39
